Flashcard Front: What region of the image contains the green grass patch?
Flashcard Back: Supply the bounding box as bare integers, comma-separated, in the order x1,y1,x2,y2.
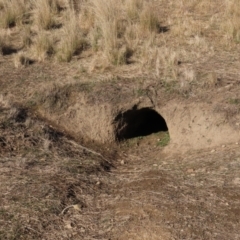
157,132,170,147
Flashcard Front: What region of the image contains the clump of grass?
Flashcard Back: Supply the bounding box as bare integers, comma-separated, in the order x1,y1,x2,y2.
21,26,32,48
224,0,240,42
90,0,160,65
13,51,33,68
157,132,170,147
229,98,240,105
126,0,143,22
139,3,159,33
79,4,95,33
124,24,139,50
32,31,54,62
56,12,85,62
0,32,7,54
91,0,120,64
31,0,58,30
0,0,27,28
110,45,133,65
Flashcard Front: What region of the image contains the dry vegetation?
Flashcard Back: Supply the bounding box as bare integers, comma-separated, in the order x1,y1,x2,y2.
0,0,239,84
0,0,162,65
1,0,240,239
0,103,115,239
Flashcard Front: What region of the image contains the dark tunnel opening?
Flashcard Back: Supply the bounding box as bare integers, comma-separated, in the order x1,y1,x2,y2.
114,107,168,141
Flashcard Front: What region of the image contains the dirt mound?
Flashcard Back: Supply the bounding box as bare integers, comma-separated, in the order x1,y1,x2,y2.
21,81,240,154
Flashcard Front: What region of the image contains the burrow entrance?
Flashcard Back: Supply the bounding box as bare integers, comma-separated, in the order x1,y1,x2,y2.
114,107,168,141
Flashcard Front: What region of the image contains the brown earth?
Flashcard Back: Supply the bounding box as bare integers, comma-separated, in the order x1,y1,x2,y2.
1,1,240,238
1,54,240,239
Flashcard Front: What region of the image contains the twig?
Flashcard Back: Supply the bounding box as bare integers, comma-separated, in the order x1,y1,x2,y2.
65,139,112,165
60,205,74,215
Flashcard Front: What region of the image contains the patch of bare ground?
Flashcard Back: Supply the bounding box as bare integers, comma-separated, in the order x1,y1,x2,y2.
107,140,240,240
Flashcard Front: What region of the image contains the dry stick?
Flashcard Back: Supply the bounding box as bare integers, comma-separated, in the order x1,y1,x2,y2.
65,139,112,165
25,226,41,234
60,205,74,215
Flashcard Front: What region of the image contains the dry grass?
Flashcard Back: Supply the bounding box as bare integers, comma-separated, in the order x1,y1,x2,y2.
0,31,7,54
13,51,33,68
31,31,54,62
90,0,159,65
0,0,27,28
0,0,238,83
0,104,114,240
21,26,32,48
56,11,85,62
2,1,240,239
224,0,240,42
139,3,159,33
31,0,59,30
91,0,121,64
125,0,143,22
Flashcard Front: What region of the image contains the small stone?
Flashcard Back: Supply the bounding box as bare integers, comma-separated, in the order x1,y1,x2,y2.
65,222,73,229
80,228,85,233
187,168,194,173
73,204,81,211
120,160,125,165
153,164,158,167
96,181,100,185
236,142,239,145
233,177,240,185
222,145,226,148
211,149,215,153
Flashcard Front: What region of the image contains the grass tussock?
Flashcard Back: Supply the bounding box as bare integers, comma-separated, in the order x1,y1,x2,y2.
31,0,59,30
224,0,240,42
126,0,143,22
0,31,7,54
0,0,27,28
91,0,159,65
139,3,159,33
13,51,33,68
56,12,85,62
91,0,121,64
0,0,161,66
31,31,54,61
21,26,32,48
